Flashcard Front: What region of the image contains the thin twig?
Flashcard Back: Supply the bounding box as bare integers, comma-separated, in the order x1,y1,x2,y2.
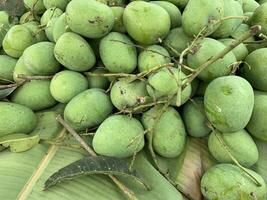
17,74,54,80
56,115,138,200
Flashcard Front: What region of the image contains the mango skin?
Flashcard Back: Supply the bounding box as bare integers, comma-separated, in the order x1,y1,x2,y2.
247,91,267,141
138,45,170,72
204,76,254,133
24,21,48,43
50,70,88,103
182,97,211,137
64,89,113,131
243,0,259,12
110,79,150,111
211,0,243,38
43,0,70,10
53,13,70,42
150,1,181,28
231,23,255,42
123,1,171,45
0,102,37,136
40,7,63,26
240,48,267,92
93,115,145,158
66,0,114,38
142,105,186,158
19,12,40,24
0,55,17,82
111,7,126,33
13,56,34,83
147,67,192,106
87,67,110,90
3,25,35,58
182,0,224,37
219,38,248,61
11,80,57,111
208,129,259,167
99,32,137,73
24,0,46,14
54,32,96,72
163,27,192,57
187,38,236,82
250,3,267,35
201,164,267,200
23,42,61,76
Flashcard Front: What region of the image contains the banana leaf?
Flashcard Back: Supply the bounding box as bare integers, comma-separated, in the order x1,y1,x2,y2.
0,112,183,200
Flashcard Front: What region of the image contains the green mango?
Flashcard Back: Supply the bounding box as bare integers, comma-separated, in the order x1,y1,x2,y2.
3,25,35,58
219,38,248,61
201,164,267,200
87,67,110,90
195,81,210,96
19,12,40,24
0,55,17,82
0,23,9,48
40,7,63,26
11,80,57,111
142,105,186,158
23,41,60,75
182,0,224,37
231,23,255,42
13,56,34,82
52,13,70,42
163,27,192,57
250,3,267,36
150,1,181,28
123,1,171,45
64,89,113,131
182,97,211,137
43,0,70,10
208,129,259,167
0,11,10,25
162,0,188,8
24,0,46,14
93,115,145,158
66,0,114,38
111,7,126,33
103,0,126,6
147,67,192,106
246,91,267,141
99,32,137,73
187,38,236,82
204,76,254,132
242,0,259,12
45,17,59,42
50,70,88,103
138,45,171,72
110,79,150,112
211,0,243,38
54,32,96,72
24,21,48,42
240,48,267,92
259,0,267,4
0,102,37,136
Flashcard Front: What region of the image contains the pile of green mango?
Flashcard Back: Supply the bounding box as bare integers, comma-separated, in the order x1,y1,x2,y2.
1,0,267,199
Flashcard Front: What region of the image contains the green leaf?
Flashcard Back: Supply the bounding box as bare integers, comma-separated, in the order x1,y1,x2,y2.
0,85,17,99
44,155,150,190
0,0,24,16
0,133,40,152
0,110,183,200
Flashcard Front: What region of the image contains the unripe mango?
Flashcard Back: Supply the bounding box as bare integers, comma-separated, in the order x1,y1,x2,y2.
208,129,259,167
64,89,113,131
201,164,266,200
24,21,47,43
99,32,137,73
66,0,114,38
182,97,211,137
50,70,88,103
93,115,145,158
138,45,171,72
111,7,126,33
11,80,57,111
13,56,34,82
0,55,17,82
247,91,267,141
182,0,224,37
40,7,63,26
142,105,186,158
0,102,37,136
187,38,236,82
243,0,259,12
123,1,171,45
19,12,40,24
52,13,69,42
87,67,110,90
43,0,70,10
54,32,96,72
250,3,267,35
110,79,150,111
240,48,267,92
24,0,46,14
204,76,254,132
